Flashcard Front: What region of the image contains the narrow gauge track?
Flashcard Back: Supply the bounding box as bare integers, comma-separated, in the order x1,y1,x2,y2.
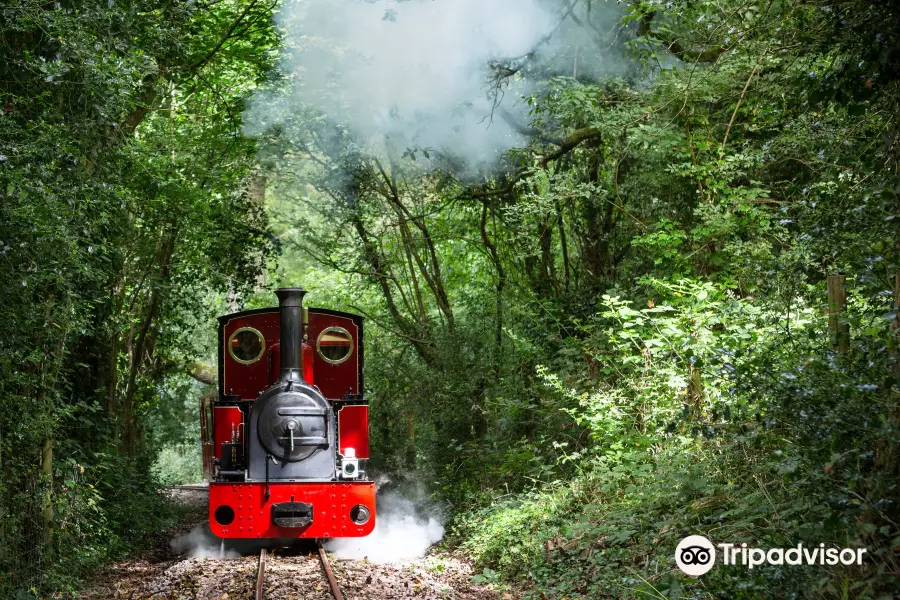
169,484,209,491
255,542,344,600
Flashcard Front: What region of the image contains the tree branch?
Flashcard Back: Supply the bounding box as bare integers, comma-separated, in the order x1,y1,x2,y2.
185,0,262,72
638,11,730,63
497,107,564,146
721,64,760,151
187,361,217,385
348,305,434,347
540,127,602,167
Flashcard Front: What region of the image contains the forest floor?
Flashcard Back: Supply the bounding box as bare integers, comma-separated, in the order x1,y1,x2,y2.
77,487,513,600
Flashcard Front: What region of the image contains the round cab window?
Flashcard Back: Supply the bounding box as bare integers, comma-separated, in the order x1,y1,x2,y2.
228,327,265,364
316,326,353,365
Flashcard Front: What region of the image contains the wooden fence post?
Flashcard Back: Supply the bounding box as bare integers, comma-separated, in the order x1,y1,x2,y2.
826,273,850,353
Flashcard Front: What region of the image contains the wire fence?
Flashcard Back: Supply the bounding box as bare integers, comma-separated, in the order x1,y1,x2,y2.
0,470,49,599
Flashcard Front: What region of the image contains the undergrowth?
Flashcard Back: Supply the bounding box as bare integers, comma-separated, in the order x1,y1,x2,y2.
452,437,895,599
447,280,899,599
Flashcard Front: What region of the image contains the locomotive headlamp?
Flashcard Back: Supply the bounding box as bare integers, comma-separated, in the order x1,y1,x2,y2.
341,447,359,479
350,504,370,525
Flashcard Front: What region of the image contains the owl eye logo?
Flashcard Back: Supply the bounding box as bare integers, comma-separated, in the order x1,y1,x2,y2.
675,535,716,576
680,546,712,565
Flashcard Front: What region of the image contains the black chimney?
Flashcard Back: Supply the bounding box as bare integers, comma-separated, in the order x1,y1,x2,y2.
275,287,307,384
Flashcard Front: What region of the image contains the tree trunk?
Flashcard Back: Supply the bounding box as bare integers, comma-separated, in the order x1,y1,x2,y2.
877,273,900,474
556,200,570,292
688,366,703,419
122,228,177,453
540,214,558,294
351,212,435,365
826,273,850,353
407,414,416,465
41,438,53,547
480,202,505,372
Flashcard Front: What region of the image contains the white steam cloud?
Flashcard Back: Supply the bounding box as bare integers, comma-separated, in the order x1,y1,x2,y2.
325,488,445,562
246,0,624,168
171,525,241,559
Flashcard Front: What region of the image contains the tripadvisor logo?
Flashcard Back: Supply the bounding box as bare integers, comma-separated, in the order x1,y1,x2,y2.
675,535,867,576
676,535,716,576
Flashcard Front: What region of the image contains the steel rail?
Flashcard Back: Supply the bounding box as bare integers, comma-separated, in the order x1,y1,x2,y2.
167,484,209,491
256,548,267,600
317,541,345,600
255,542,344,600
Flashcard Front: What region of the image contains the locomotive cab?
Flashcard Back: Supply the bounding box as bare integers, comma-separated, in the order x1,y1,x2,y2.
202,287,375,539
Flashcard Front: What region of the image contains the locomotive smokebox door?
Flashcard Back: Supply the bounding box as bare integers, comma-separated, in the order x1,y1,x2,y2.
248,387,335,478
257,393,328,462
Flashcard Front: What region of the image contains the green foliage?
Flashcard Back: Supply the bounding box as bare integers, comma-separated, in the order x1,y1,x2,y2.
452,276,897,598
152,444,203,486
0,0,278,594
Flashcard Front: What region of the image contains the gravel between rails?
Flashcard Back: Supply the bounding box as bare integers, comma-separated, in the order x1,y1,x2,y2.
81,548,510,599
267,553,504,600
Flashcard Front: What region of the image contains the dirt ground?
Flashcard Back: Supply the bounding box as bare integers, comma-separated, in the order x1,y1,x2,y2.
78,487,514,600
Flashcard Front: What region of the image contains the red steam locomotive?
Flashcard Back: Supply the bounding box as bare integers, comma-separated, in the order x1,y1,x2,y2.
201,287,375,539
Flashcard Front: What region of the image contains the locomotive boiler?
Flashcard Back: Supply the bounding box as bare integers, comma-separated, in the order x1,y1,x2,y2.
202,287,375,539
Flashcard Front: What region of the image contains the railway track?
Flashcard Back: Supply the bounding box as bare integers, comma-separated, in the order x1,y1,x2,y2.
255,542,344,600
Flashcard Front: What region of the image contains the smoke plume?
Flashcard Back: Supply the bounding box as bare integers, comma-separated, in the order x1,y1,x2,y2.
245,0,623,169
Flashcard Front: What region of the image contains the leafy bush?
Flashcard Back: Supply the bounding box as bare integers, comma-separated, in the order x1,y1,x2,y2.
153,444,204,486
450,278,899,598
